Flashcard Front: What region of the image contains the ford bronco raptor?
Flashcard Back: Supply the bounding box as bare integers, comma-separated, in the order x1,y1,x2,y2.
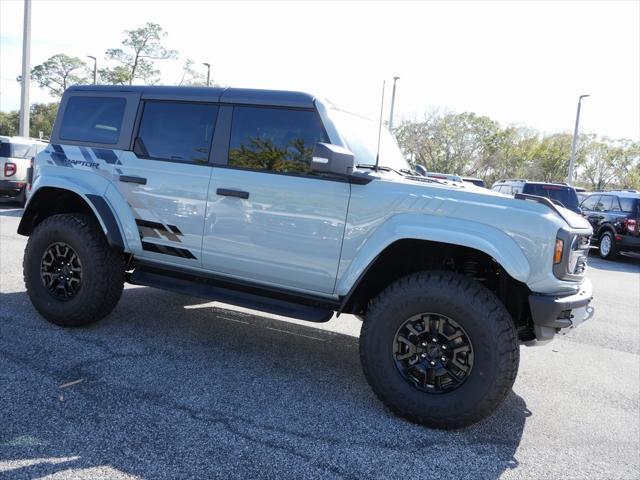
19,85,594,429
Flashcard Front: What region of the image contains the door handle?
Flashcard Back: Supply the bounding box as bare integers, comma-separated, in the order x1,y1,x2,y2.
119,175,147,185
216,188,249,199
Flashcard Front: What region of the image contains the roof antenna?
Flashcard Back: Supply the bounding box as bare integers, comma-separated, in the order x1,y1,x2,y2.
374,80,386,172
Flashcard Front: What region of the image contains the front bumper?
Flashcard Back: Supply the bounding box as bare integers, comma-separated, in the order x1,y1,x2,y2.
528,278,594,341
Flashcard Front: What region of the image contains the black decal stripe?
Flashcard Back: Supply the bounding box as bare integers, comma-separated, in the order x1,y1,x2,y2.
135,218,183,241
168,225,182,235
92,148,118,164
79,146,94,163
86,194,125,250
141,241,196,259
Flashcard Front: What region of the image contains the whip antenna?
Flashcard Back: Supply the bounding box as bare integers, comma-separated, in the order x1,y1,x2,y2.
374,80,385,172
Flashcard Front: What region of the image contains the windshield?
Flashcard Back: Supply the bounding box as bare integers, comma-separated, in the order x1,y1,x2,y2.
523,184,580,211
327,109,410,172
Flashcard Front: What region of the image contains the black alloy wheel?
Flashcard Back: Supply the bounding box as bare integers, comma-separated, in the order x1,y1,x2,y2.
40,241,83,300
393,313,474,394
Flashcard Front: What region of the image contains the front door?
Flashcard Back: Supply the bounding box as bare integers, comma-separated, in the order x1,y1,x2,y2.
203,105,350,295
113,100,219,267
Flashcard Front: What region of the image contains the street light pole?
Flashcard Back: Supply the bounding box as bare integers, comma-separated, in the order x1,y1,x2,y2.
567,94,590,185
202,62,211,86
18,0,32,137
87,56,97,84
388,76,400,131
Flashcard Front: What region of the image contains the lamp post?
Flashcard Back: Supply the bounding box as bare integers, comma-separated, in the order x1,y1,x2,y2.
388,76,400,131
87,55,97,84
567,94,590,185
202,62,211,86
19,0,32,137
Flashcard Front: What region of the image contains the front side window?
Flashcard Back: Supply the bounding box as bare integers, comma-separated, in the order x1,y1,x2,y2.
581,195,599,211
228,106,328,174
596,195,613,212
59,96,126,144
136,101,218,164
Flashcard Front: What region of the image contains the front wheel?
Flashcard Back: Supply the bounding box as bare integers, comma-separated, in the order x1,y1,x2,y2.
359,271,519,429
23,213,124,326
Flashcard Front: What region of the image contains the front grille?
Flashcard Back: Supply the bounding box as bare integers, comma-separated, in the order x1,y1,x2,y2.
568,234,590,276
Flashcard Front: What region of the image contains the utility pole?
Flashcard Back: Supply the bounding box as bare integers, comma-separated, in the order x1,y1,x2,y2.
87,56,97,84
18,0,32,137
388,76,400,131
567,94,590,185
202,62,211,86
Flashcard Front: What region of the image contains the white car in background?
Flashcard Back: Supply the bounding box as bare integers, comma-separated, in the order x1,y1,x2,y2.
0,136,47,206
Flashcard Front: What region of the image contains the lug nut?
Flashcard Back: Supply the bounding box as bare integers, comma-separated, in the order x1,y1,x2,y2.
442,345,447,350
432,338,437,343
421,353,427,358
430,361,436,366
421,342,428,347
441,356,447,361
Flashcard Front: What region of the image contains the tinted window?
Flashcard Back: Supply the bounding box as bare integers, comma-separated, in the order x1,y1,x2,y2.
581,195,600,211
60,96,126,144
522,184,579,210
0,142,31,158
619,197,639,214
228,107,328,174
137,102,218,164
597,195,614,211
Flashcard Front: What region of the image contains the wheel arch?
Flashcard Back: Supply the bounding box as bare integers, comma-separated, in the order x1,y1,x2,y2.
18,186,125,251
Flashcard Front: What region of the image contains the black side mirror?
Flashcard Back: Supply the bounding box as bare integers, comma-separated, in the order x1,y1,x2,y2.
311,143,356,176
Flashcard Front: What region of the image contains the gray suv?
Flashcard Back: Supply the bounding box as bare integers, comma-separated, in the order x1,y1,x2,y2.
19,85,594,429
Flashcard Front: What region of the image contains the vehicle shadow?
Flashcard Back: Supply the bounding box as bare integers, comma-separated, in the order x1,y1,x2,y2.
0,287,529,479
0,202,23,217
587,250,640,273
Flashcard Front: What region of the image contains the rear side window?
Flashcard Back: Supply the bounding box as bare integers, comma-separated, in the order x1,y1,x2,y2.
136,101,219,164
228,106,328,174
59,96,126,144
523,184,579,210
619,197,639,214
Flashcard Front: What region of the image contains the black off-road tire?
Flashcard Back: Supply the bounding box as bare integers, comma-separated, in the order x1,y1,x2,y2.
23,213,124,326
598,231,619,260
359,271,519,429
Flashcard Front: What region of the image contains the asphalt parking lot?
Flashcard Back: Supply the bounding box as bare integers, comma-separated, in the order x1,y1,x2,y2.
1,201,639,480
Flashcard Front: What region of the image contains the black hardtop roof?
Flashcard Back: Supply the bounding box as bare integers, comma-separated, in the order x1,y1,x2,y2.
66,85,317,108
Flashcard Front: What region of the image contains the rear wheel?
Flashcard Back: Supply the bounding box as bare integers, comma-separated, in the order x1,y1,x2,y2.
598,231,619,260
23,213,124,326
359,271,519,429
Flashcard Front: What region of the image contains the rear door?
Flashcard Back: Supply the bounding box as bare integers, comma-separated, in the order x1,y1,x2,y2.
113,100,219,266
202,105,350,295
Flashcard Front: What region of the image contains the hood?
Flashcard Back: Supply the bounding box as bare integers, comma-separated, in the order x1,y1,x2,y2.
375,171,591,231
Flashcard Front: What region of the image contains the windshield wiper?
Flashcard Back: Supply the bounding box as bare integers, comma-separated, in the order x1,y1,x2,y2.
357,164,406,176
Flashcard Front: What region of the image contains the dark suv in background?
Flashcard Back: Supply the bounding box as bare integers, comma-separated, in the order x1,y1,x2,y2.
580,191,640,259
491,179,582,214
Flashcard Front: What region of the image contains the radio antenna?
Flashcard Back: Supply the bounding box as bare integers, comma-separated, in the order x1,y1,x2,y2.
374,80,385,172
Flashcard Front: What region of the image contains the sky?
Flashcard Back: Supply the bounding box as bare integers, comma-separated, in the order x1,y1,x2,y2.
0,0,639,140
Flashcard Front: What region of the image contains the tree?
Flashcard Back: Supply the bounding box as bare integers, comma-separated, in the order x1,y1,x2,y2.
29,103,58,139
581,137,640,190
18,54,89,97
0,103,57,139
177,59,206,86
0,110,19,136
100,23,178,85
